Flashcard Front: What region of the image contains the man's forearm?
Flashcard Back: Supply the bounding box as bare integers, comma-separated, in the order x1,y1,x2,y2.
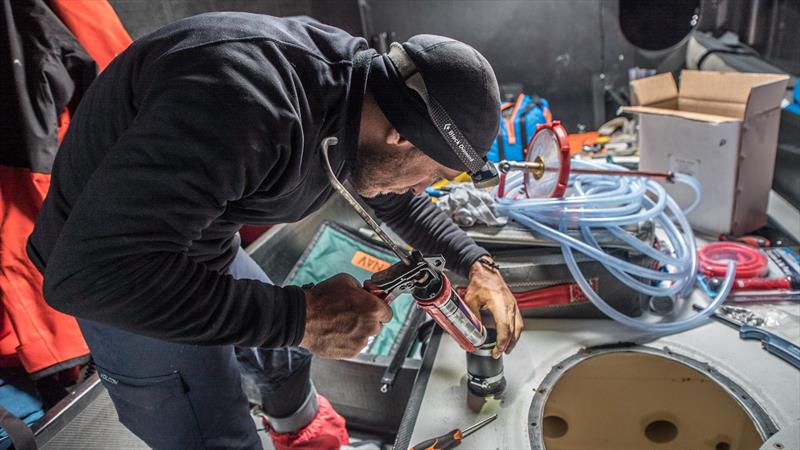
364,192,489,275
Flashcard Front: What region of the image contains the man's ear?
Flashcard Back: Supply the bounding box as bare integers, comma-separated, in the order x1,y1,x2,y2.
386,128,414,149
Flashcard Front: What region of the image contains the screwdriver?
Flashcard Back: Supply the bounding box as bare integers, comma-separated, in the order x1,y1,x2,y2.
410,414,497,450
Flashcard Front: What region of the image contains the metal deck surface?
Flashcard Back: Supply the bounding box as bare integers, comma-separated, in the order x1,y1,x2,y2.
35,377,147,450
33,375,276,449
399,316,800,450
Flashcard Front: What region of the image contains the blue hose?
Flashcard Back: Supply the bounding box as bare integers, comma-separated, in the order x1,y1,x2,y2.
495,160,735,334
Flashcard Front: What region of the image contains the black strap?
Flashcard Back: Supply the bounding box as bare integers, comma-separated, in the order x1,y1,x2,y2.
519,100,537,156
530,94,544,109
0,404,37,450
497,104,516,161
380,307,426,391
496,132,505,161
476,256,501,272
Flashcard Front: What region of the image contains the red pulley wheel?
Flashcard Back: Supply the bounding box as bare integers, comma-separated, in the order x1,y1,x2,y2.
524,120,571,198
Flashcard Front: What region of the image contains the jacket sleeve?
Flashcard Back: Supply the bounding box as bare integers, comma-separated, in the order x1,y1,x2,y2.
364,192,489,276
41,44,306,348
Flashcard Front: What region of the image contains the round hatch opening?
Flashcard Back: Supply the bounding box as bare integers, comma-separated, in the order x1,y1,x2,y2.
538,351,763,450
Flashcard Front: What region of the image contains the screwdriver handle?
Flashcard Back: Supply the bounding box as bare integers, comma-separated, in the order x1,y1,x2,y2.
410,429,463,450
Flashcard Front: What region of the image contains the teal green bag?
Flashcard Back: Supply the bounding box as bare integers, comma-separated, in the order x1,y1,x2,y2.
286,222,415,356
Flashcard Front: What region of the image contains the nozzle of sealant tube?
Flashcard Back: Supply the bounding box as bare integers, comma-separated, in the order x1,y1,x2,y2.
466,328,506,398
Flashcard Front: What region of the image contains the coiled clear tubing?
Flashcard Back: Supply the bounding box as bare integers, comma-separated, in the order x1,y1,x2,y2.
494,160,735,334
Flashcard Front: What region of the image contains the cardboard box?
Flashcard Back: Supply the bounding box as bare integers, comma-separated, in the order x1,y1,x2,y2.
622,70,789,235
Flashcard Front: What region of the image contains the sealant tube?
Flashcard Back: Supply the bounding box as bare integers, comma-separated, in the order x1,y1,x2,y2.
413,275,486,351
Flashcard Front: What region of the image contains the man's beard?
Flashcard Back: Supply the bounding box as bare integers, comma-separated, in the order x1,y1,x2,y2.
350,143,419,198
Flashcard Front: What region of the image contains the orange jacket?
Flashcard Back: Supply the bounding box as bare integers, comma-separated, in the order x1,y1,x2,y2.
0,0,131,377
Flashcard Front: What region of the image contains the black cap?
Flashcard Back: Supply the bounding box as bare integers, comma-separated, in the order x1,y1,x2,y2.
368,35,500,173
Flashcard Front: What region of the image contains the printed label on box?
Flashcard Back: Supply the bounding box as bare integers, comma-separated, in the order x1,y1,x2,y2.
668,155,701,177
569,278,599,303
351,251,391,273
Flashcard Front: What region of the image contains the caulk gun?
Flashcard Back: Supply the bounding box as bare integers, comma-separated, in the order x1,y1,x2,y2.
320,137,487,353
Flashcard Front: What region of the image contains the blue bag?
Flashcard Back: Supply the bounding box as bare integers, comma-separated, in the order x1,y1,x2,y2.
785,82,800,116
487,93,552,162
0,369,44,449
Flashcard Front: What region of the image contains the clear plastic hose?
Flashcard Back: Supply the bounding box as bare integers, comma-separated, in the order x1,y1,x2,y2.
494,160,735,333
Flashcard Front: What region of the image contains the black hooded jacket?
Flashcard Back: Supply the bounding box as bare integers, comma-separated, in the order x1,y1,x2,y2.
27,13,488,348
0,0,97,172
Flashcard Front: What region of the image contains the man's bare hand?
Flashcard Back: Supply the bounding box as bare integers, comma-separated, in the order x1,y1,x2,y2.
299,274,393,359
464,258,522,358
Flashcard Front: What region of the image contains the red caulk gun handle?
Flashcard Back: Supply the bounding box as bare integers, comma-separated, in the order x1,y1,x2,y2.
363,279,390,302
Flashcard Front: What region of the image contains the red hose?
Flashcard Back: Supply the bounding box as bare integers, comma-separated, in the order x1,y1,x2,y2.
697,242,768,279
457,279,596,311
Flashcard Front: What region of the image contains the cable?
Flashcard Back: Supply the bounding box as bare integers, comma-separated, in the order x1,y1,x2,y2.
697,47,760,70
698,242,768,279
494,160,736,333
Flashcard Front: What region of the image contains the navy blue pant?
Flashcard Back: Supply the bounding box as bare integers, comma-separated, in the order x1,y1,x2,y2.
79,249,313,449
